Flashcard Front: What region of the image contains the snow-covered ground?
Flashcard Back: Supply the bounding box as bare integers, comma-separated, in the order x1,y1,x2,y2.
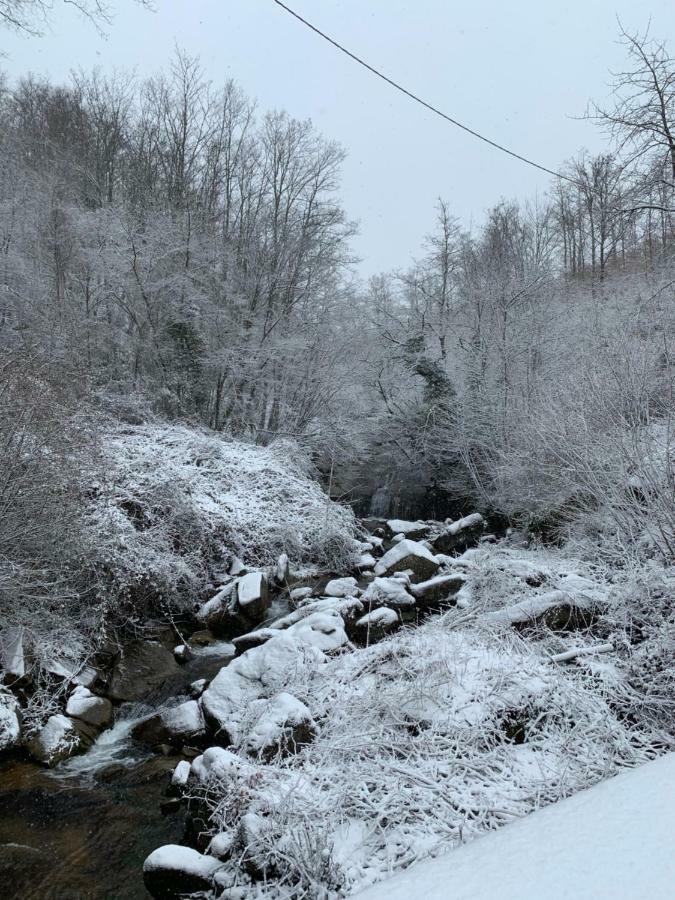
354,751,675,900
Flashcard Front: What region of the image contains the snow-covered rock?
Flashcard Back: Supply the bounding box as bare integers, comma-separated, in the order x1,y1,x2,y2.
275,553,290,584
324,576,359,598
26,714,85,766
361,577,416,610
431,513,485,555
0,689,21,752
356,552,377,570
65,686,112,728
374,539,440,582
484,590,600,631
191,746,253,784
0,626,25,679
133,699,206,749
170,759,191,791
237,571,271,621
143,844,222,899
173,644,191,663
385,519,431,540
354,607,400,642
201,612,348,743
245,691,316,757
207,831,234,861
410,573,466,608
289,586,313,605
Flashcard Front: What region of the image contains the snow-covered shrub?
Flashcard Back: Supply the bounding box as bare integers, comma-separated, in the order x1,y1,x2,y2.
197,609,664,897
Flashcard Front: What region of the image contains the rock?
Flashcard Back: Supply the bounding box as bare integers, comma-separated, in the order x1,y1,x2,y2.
230,556,247,576
484,591,602,631
410,573,467,608
26,714,86,766
275,553,290,584
196,583,239,636
143,845,222,900
374,539,440,582
208,831,234,861
0,688,21,752
356,552,377,571
244,691,316,757
289,586,313,606
71,665,100,689
65,686,113,728
385,519,431,540
360,577,416,616
188,678,208,698
354,607,400,643
173,644,191,664
361,517,387,535
0,626,25,679
236,571,271,622
190,629,217,647
109,640,178,702
431,513,485,555
169,759,191,794
323,576,359,598
132,700,206,750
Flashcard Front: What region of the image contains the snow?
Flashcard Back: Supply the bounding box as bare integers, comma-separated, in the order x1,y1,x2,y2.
357,552,377,569
374,539,439,578
324,576,359,597
0,626,25,678
143,844,222,877
361,577,415,608
237,571,266,608
445,513,484,535
354,752,675,900
0,689,21,751
245,692,314,753
65,686,112,727
191,746,253,783
171,759,191,788
386,519,429,536
356,607,399,628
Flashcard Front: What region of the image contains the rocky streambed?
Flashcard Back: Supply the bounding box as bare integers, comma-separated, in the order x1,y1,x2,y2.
1,513,611,899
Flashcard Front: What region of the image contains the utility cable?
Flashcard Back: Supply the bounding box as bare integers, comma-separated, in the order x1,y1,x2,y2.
272,0,582,187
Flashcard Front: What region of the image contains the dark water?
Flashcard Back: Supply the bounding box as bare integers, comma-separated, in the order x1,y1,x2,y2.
0,641,237,900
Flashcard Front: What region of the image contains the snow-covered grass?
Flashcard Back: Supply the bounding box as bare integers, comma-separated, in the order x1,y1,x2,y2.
353,751,675,900
192,548,672,897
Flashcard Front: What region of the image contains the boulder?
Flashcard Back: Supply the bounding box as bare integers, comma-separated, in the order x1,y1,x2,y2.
173,644,191,664
169,759,191,794
132,700,206,750
109,640,178,702
0,626,25,679
385,519,431,540
431,513,485,555
196,583,238,636
374,539,440,582
323,576,359,598
65,686,113,729
289,586,313,606
0,688,21,752
354,607,400,643
26,714,86,767
410,573,467,609
236,571,271,622
143,845,222,900
244,691,316,757
484,591,602,631
275,553,290,584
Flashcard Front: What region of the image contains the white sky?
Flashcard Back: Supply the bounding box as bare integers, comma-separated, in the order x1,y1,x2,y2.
2,0,675,275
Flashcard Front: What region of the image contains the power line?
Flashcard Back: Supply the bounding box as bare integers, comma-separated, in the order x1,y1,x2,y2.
272,0,582,188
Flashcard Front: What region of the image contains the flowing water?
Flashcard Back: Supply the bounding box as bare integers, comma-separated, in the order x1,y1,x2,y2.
0,640,237,900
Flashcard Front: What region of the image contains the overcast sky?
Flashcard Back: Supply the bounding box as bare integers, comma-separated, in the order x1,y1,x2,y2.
2,0,675,275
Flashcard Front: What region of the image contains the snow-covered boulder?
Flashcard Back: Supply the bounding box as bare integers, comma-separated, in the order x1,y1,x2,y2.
244,691,316,757
65,686,112,729
385,519,431,541
354,607,400,643
143,845,222,900
237,571,271,622
356,552,377,571
132,700,206,750
361,577,416,610
374,539,440,582
275,553,290,584
169,759,191,795
109,640,178,702
323,576,359,598
191,746,254,784
201,612,348,744
289,586,313,605
410,573,466,608
0,689,21,752
26,714,85,766
0,626,25,679
484,590,601,631
431,513,485,555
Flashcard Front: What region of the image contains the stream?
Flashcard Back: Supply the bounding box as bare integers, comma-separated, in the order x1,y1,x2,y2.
0,640,238,900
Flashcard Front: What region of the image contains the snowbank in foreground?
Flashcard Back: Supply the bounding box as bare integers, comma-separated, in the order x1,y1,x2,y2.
355,752,675,900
